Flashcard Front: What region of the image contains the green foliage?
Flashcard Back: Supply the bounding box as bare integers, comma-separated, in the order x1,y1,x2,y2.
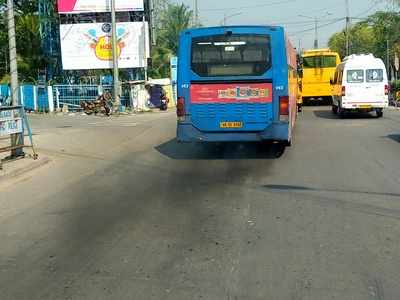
328,23,376,58
0,0,44,83
149,3,194,78
328,11,400,72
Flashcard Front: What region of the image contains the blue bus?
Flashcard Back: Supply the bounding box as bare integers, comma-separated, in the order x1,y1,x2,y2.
176,26,298,146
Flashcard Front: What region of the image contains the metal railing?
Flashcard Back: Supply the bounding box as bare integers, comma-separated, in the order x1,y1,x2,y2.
53,84,131,111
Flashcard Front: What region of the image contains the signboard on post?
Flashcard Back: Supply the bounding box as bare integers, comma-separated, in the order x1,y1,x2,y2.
60,22,150,70
58,0,144,14
0,108,23,137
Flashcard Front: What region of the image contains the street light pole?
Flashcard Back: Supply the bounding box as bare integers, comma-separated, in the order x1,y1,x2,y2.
314,17,318,49
194,0,199,27
299,12,331,50
221,12,243,26
111,0,120,112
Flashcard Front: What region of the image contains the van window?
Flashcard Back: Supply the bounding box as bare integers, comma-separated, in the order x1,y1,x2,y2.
338,69,343,84
347,70,364,83
366,69,384,82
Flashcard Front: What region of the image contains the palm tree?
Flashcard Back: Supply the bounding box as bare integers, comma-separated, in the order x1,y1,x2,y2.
149,4,194,78
158,4,194,54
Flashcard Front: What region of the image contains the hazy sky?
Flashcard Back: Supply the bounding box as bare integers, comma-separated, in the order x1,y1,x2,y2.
173,0,394,49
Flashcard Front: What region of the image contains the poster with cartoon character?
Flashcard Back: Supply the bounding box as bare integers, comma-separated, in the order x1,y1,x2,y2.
58,0,144,13
60,22,150,70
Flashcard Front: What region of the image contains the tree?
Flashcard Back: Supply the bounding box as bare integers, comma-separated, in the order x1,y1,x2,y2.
149,3,194,78
328,11,400,71
328,23,376,58
0,0,44,82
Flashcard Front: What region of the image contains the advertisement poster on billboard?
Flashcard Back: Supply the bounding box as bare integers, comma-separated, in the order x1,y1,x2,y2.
60,22,150,70
58,0,144,13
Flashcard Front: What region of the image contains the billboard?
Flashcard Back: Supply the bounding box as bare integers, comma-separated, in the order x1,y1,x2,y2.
60,22,150,70
58,0,144,14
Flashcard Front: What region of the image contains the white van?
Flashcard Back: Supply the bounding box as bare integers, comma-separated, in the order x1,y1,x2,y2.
331,54,389,118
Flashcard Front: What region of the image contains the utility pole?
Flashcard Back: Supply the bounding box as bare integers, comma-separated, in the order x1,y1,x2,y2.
111,0,120,112
7,0,24,157
387,39,391,80
345,0,350,56
7,0,18,107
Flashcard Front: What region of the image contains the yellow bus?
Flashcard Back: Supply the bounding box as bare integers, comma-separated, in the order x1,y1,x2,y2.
300,48,341,105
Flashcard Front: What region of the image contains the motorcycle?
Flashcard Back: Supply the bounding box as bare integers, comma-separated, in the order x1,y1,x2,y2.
160,93,169,111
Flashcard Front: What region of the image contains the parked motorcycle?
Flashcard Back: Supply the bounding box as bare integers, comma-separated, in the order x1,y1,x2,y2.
81,92,113,116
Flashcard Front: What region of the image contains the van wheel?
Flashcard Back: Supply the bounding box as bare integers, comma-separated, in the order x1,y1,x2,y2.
376,109,383,118
297,105,303,113
332,105,338,114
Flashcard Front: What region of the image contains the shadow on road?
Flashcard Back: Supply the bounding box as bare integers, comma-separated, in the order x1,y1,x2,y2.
156,139,286,160
387,134,400,143
313,110,376,120
263,184,400,198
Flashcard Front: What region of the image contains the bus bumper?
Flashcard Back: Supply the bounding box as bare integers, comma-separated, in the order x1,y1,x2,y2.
177,122,290,143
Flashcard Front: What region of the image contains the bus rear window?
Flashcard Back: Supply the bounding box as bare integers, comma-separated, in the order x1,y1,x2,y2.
303,56,337,68
366,69,384,82
191,34,271,77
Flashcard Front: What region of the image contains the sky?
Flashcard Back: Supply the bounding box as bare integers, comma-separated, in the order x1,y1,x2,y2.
173,0,394,50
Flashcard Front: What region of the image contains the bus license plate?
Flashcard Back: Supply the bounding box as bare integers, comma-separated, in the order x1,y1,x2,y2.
359,104,372,109
220,122,243,129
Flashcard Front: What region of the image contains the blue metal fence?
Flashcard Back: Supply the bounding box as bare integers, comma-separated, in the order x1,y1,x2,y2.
0,84,10,105
37,87,49,111
1,84,132,112
20,85,35,111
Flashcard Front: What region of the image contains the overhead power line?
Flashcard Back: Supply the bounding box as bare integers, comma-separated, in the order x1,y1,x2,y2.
201,0,297,12
290,18,345,36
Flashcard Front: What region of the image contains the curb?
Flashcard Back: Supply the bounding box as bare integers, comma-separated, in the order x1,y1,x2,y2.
0,156,51,183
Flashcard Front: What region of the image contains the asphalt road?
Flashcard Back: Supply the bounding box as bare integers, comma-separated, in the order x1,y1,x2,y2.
1,107,400,299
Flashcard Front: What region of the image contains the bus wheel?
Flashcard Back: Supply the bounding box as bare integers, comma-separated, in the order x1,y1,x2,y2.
332,105,338,114
272,143,286,158
376,109,383,118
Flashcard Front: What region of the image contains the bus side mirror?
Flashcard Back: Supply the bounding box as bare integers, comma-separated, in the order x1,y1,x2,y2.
298,68,303,78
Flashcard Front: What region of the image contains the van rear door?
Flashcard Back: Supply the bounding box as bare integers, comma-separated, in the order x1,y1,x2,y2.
364,69,386,103
345,69,386,105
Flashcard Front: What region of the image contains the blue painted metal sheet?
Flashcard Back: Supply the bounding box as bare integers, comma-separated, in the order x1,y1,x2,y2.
21,85,35,111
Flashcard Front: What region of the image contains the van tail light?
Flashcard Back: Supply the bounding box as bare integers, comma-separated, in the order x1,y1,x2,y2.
177,96,185,120
279,96,289,120
341,86,346,97
385,84,389,95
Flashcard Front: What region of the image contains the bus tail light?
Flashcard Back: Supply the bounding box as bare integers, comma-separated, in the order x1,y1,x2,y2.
177,97,185,120
279,96,289,120
385,84,389,95
341,86,346,97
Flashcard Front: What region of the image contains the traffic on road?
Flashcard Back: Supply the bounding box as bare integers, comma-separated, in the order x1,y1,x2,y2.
2,0,400,299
